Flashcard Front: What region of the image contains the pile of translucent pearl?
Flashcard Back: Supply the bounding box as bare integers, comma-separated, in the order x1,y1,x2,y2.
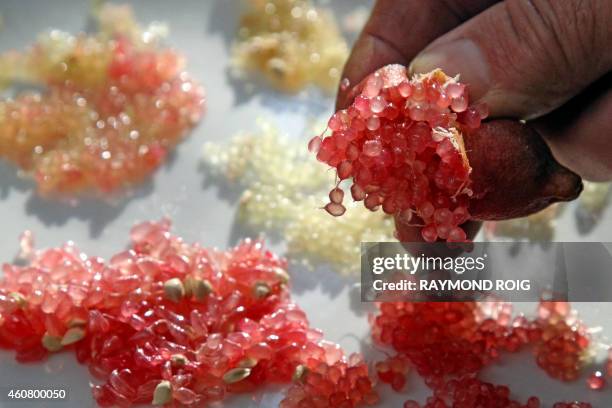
0,219,375,407
231,0,348,93
310,67,488,243
371,300,597,407
0,4,205,196
201,120,395,275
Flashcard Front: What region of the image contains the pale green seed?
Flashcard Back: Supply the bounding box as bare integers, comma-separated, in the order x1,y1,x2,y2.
223,367,252,384
252,282,270,299
163,278,185,302
152,380,172,405
238,357,258,368
192,278,213,301
41,333,62,352
60,327,86,346
183,277,194,297
292,364,308,382
171,354,188,366
272,267,290,284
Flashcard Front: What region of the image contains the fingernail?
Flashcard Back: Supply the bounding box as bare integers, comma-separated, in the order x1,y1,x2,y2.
410,39,491,101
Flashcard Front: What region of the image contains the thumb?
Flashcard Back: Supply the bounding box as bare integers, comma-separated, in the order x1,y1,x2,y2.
410,0,612,119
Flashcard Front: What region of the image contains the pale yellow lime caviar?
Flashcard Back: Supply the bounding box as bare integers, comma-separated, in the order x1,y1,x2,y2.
231,0,348,93
579,181,610,215
202,120,395,274
484,204,562,241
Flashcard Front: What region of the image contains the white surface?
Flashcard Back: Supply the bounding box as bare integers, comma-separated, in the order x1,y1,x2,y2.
0,1,610,407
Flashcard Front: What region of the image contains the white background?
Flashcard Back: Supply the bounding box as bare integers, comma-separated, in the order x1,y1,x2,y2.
0,1,610,407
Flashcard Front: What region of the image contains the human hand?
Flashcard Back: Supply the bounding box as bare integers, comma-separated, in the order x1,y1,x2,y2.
336,0,611,240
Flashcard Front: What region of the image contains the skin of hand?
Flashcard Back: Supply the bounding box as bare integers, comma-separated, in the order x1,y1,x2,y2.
336,0,611,241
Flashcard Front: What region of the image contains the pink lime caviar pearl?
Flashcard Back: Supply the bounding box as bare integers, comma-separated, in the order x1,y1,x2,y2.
0,220,377,407
313,67,487,243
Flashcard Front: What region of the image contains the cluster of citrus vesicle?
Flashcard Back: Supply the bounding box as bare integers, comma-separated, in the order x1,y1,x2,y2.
311,66,488,243
371,299,600,407
0,220,376,407
0,4,205,196
232,0,348,93
201,120,395,275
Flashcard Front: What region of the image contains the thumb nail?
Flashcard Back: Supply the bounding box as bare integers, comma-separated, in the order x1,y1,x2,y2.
409,39,491,101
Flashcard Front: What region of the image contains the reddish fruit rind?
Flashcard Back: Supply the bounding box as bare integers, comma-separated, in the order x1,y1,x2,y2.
0,221,375,407
465,120,583,220
372,300,593,407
